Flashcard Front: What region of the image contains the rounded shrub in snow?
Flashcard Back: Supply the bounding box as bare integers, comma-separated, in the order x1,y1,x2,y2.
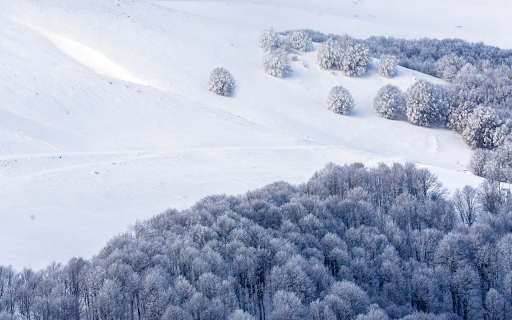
258,28,281,53
325,86,354,115
374,85,405,120
287,30,313,52
207,68,236,96
316,38,343,70
377,55,397,78
260,49,291,78
406,79,448,127
340,40,371,77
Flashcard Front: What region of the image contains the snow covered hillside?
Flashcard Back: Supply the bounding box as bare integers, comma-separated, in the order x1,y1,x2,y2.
0,0,510,269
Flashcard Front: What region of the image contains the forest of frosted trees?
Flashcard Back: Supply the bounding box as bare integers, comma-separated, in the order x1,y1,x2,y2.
1,162,512,320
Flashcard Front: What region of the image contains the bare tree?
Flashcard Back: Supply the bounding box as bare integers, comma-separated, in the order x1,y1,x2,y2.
452,186,479,227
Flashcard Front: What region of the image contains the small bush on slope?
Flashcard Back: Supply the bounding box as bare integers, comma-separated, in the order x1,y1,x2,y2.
325,86,354,115
316,38,343,70
260,49,292,78
374,85,405,120
287,30,313,52
340,40,371,77
258,27,282,53
207,67,236,96
406,79,448,127
377,55,398,78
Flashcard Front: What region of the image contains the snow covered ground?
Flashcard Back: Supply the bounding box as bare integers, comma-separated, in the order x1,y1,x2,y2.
0,0,511,269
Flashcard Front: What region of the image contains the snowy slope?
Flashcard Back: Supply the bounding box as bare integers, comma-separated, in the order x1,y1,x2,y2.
0,0,510,269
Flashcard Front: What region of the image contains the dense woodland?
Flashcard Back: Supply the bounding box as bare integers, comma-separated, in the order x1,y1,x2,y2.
1,162,512,320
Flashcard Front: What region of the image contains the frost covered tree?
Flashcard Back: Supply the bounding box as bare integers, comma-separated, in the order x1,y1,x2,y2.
228,310,257,320
316,38,344,70
325,86,354,115
258,28,281,52
260,49,292,78
329,281,370,316
447,101,477,133
436,54,467,82
271,291,305,320
451,266,483,320
309,300,336,320
452,186,478,227
207,67,236,96
340,41,371,77
469,148,491,177
374,85,405,120
485,288,505,320
287,30,313,52
406,80,448,127
478,179,503,214
377,55,398,78
161,305,193,320
462,106,509,150
356,304,390,320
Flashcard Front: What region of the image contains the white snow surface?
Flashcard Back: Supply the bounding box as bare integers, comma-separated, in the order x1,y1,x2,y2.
0,0,511,269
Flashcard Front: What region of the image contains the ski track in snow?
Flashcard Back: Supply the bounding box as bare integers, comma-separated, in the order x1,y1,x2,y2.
1,0,510,269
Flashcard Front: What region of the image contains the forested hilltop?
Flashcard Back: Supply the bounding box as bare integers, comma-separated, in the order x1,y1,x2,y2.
1,163,511,320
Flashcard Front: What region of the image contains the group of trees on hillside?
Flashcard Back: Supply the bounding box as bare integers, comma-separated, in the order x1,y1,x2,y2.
208,28,512,183
1,162,512,320
321,28,512,182
257,28,313,78
371,59,512,182
282,29,512,76
315,37,371,77
206,28,314,96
